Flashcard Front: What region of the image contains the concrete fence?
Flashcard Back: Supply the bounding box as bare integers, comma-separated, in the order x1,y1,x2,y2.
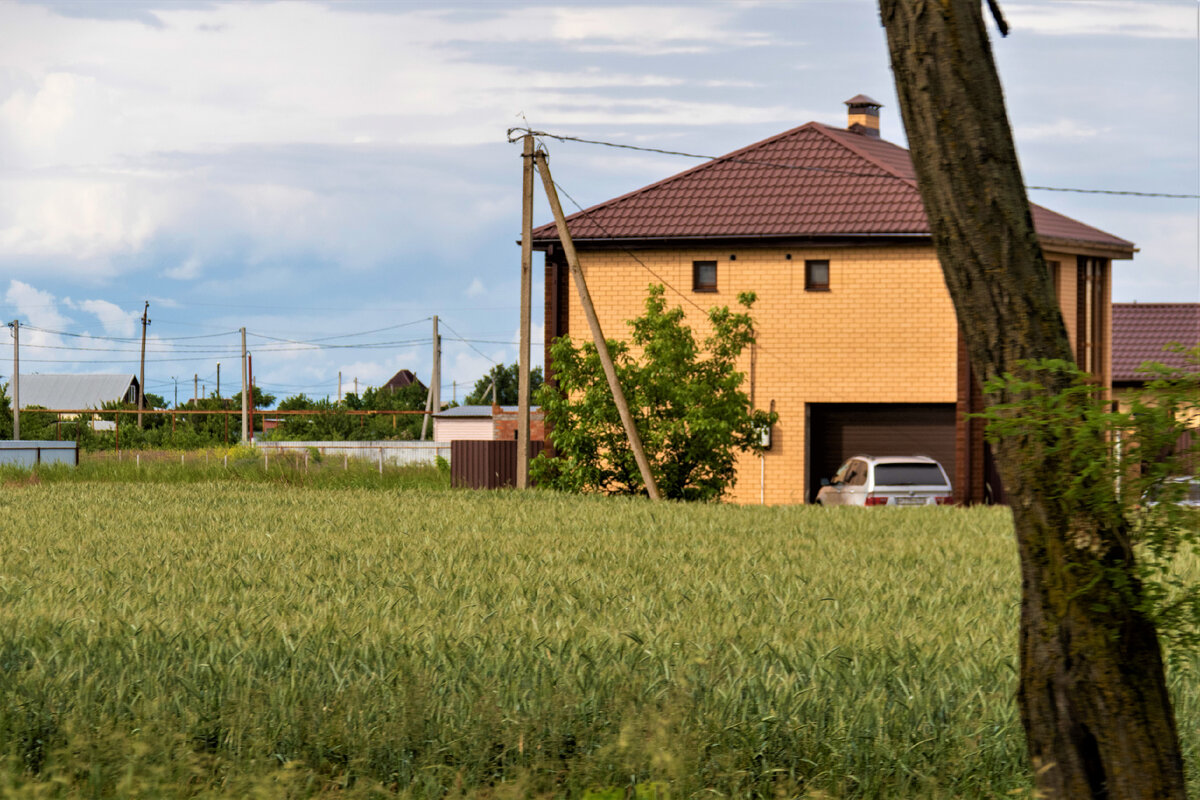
252,440,451,467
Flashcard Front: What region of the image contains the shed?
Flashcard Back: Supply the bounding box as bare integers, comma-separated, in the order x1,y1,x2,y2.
433,405,543,442
8,374,140,410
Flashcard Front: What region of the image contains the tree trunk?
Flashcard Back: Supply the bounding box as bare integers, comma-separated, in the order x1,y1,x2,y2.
877,2,1186,797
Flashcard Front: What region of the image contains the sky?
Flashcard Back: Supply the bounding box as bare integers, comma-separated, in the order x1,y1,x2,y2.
1,0,1197,408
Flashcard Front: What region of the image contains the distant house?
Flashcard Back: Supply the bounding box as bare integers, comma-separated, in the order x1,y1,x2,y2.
1112,303,1200,396
8,374,140,411
382,369,425,394
433,405,544,443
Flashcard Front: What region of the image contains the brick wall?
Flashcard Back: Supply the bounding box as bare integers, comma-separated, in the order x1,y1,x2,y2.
558,243,1113,505
492,406,545,442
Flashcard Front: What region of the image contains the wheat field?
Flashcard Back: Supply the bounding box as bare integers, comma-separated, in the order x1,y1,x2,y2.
0,480,1195,798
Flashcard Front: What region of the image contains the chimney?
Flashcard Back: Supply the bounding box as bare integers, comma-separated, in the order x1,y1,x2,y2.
845,94,882,137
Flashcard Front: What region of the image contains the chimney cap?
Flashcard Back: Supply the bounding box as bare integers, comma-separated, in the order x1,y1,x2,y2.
844,94,883,109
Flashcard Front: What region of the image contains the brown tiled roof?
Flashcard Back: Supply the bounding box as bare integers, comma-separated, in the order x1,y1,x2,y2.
532,122,1134,254
1112,303,1200,383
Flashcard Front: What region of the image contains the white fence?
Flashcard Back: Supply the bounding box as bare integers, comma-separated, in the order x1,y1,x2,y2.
252,440,451,466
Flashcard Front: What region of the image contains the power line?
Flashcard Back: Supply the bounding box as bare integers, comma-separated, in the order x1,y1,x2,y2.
510,127,1200,200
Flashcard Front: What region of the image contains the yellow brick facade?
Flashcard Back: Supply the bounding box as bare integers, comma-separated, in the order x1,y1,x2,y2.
558,244,1113,505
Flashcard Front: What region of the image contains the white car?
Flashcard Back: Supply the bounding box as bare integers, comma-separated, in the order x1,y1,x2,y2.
815,455,954,507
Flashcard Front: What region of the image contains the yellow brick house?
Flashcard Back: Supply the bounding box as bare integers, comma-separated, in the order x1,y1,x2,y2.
532,96,1134,505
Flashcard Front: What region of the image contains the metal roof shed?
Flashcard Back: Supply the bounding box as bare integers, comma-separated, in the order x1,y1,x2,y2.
9,374,140,410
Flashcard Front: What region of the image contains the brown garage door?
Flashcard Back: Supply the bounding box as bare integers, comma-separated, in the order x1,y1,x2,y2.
807,403,956,503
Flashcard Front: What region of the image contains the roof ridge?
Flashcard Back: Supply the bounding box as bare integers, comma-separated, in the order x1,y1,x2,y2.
809,123,918,186
532,121,854,237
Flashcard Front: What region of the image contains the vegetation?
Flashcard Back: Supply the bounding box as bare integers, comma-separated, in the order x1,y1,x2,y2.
464,362,544,406
5,483,1195,798
533,285,775,501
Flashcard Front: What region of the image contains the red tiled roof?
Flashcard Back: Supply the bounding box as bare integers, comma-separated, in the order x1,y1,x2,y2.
1112,303,1200,382
532,122,1134,253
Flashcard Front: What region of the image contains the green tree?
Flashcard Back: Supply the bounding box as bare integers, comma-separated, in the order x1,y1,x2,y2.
465,362,543,406
230,386,276,410
532,285,775,501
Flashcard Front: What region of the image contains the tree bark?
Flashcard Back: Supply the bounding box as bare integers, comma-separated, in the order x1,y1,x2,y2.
878,2,1186,797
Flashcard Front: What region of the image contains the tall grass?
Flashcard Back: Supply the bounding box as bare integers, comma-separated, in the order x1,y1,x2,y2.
0,447,449,490
0,486,1195,798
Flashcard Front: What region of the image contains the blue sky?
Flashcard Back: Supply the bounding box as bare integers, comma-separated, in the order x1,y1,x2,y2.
1,0,1196,407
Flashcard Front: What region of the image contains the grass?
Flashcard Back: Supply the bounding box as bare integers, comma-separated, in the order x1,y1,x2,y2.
1,447,450,490
0,480,1195,798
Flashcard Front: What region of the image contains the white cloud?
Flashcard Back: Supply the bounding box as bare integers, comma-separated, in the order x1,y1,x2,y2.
1004,2,1196,39
465,278,486,298
164,256,202,281
76,299,140,337
1015,119,1104,142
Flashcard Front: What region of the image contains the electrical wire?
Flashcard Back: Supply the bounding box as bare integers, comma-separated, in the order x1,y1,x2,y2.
510,127,1200,199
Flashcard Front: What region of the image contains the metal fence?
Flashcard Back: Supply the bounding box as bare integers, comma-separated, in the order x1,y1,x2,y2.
253,440,450,467
0,441,79,467
451,440,545,489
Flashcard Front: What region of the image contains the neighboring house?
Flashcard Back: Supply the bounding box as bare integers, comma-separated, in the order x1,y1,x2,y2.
532,95,1134,504
382,369,426,394
8,374,141,412
1112,303,1200,400
433,405,545,443
1112,303,1199,474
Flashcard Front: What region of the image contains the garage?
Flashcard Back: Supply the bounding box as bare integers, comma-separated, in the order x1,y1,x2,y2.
806,403,957,503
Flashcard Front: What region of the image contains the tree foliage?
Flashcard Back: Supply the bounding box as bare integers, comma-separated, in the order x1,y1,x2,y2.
532,285,775,501
980,352,1200,654
464,362,544,406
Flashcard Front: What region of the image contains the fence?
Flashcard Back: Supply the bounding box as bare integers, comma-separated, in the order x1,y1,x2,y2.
253,440,451,467
0,441,79,467
451,440,544,489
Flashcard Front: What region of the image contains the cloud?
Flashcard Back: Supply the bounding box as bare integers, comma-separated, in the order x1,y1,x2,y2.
465,278,486,298
76,299,140,337
1004,2,1197,39
164,256,202,280
1015,119,1104,142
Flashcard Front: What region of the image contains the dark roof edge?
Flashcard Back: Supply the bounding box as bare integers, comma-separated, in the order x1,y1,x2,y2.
532,232,1136,257
532,233,933,251
1038,236,1136,260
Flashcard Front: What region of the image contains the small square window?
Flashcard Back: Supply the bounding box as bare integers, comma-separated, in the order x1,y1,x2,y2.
805,259,830,291
693,260,717,293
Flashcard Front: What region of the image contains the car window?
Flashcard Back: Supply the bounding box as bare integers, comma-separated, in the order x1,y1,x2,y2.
832,461,852,484
873,463,947,486
846,460,867,486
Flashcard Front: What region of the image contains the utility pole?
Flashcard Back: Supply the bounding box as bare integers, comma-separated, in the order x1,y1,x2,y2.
9,320,18,440
338,371,342,405
240,327,248,442
248,353,254,442
517,133,534,488
193,374,198,404
431,315,441,416
354,377,358,398
535,149,660,500
172,377,177,409
137,301,150,429
420,382,432,440
216,362,220,399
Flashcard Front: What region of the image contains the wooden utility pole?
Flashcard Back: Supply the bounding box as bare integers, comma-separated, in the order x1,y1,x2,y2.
431,316,441,417
420,379,435,440
216,362,221,399
534,149,660,500
338,371,342,404
240,328,248,442
138,301,150,429
517,134,534,488
193,374,198,404
9,320,18,440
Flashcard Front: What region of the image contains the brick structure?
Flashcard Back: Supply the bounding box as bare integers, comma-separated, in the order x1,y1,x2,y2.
533,97,1134,504
492,405,545,442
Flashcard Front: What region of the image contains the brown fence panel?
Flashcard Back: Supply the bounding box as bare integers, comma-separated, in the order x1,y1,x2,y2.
451,440,545,489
